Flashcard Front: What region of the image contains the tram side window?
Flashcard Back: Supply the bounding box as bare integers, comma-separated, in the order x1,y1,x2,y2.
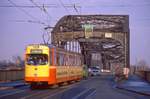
53,50,57,66
59,53,64,66
69,55,75,66
56,52,64,66
76,56,81,66
76,55,78,66
69,55,71,66
50,50,53,65
64,54,68,66
56,52,60,66
75,56,77,66
79,56,81,66
72,55,74,66
73,55,75,66
69,55,72,66
59,53,62,66
77,56,79,66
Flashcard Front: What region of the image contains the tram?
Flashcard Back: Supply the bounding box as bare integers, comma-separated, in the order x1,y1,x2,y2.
24,44,83,88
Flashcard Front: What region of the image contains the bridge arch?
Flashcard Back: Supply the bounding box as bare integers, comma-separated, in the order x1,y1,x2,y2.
51,15,130,71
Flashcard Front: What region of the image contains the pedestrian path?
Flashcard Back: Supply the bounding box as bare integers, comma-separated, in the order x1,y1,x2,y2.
116,75,150,96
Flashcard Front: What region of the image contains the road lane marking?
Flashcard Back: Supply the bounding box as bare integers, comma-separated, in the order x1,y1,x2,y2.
20,90,50,99
21,80,84,99
72,88,91,99
85,89,96,99
0,89,26,98
43,79,90,99
43,88,69,99
43,85,78,99
0,87,13,91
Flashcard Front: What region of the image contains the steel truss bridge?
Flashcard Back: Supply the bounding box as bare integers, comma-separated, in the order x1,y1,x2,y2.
51,15,130,72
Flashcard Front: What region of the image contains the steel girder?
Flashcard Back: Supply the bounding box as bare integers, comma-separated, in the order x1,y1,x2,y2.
51,15,130,69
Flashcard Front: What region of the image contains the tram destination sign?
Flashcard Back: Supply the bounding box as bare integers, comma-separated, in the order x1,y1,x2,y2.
30,49,42,54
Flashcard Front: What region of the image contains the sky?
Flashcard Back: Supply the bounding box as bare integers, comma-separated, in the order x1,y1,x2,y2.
0,0,150,66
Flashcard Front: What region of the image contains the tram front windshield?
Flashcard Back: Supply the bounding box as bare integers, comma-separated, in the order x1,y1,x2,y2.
26,54,48,65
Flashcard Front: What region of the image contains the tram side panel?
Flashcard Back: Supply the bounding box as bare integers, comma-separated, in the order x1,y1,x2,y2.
25,44,83,86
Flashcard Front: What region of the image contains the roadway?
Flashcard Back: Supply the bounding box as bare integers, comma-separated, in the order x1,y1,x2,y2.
0,75,149,99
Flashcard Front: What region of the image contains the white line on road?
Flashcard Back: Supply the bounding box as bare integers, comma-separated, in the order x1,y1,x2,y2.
43,88,69,99
85,89,96,99
72,88,91,99
43,79,90,99
43,83,80,99
20,90,49,99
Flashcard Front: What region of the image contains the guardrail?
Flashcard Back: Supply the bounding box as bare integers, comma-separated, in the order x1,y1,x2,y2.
0,69,24,82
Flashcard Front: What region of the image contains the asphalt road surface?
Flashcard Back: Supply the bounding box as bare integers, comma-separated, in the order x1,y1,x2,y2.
0,75,149,99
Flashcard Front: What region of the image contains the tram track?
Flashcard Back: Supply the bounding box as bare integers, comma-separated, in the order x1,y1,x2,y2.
0,78,91,99
0,86,61,99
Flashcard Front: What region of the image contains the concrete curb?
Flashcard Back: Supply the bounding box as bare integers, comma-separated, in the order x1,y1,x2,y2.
13,83,27,88
0,87,13,90
0,83,27,88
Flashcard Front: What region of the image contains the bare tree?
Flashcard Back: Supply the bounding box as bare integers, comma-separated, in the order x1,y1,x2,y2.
137,59,147,67
12,56,24,67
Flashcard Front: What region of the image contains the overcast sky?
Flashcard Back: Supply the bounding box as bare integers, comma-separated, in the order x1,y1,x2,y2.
0,0,150,66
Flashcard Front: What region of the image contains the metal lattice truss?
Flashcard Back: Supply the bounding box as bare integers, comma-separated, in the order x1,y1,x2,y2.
51,15,130,68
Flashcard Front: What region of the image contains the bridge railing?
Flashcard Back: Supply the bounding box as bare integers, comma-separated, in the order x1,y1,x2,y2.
0,69,24,82
130,66,150,82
